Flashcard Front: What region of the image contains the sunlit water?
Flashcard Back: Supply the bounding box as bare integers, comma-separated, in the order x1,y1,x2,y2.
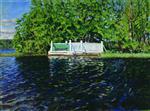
0,55,150,111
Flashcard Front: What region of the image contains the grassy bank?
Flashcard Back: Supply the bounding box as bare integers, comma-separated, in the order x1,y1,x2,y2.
101,53,150,58
0,53,47,57
0,52,150,58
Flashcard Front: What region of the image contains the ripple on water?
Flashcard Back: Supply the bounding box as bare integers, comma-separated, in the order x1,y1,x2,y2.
0,57,150,110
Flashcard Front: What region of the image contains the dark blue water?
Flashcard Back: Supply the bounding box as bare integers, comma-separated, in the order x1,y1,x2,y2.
0,49,15,54
0,56,150,111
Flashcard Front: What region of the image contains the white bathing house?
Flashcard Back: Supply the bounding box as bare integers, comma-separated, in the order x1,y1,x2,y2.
48,40,103,56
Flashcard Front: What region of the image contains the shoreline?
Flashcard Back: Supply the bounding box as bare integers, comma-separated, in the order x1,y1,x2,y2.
100,53,150,58
0,53,150,58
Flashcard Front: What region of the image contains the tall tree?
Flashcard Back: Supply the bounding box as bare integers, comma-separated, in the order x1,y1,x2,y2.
13,0,150,54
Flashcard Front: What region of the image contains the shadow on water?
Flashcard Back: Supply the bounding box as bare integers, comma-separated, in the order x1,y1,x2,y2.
0,56,150,111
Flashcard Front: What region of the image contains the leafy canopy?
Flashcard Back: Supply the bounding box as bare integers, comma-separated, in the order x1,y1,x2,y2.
13,0,150,54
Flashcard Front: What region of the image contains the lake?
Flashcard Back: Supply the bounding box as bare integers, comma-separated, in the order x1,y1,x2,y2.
0,49,15,54
0,54,150,110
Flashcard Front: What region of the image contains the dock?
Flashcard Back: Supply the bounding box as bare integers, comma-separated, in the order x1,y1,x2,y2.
48,40,103,56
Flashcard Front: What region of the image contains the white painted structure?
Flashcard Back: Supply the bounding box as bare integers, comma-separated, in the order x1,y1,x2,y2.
48,40,103,56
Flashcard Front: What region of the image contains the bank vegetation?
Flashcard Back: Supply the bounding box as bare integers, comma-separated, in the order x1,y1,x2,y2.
13,0,150,54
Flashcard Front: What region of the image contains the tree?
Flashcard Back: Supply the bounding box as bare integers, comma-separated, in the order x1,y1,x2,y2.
13,0,150,54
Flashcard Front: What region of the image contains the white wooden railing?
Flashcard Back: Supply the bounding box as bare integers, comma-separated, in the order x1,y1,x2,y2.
49,40,103,54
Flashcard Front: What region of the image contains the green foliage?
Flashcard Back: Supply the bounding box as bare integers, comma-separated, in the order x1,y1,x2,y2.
13,0,150,54
0,40,12,49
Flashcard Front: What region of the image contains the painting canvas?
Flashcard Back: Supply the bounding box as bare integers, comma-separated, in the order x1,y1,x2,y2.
0,0,150,111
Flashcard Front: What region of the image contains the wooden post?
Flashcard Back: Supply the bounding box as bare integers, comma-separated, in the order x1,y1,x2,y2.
80,40,83,52
50,41,53,52
69,40,72,52
101,41,103,53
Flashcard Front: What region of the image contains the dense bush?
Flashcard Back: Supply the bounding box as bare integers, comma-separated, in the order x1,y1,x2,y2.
13,0,150,54
0,40,13,49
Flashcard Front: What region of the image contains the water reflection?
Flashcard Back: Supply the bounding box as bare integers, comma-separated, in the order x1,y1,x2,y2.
0,57,150,111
